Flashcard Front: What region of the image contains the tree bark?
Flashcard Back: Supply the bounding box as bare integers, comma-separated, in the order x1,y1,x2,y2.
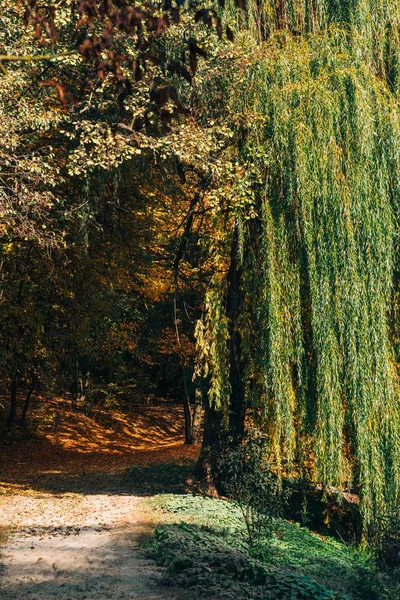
195,398,224,487
202,400,224,449
191,387,203,445
79,369,90,401
6,372,19,429
226,226,246,444
183,375,193,444
20,380,35,426
184,385,204,445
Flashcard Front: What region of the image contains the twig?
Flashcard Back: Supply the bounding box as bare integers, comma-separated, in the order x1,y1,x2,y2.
0,52,74,62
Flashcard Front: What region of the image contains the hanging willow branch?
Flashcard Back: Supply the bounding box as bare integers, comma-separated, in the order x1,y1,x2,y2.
196,5,400,525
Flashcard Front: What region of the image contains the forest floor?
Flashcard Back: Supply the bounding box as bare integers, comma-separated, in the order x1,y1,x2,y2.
1,396,399,600
0,395,199,600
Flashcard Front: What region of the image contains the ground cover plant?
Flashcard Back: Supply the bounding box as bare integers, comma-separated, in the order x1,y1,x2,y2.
146,494,400,600
216,430,289,546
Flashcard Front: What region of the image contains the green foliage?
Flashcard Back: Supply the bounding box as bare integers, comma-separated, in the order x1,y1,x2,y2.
0,2,230,422
147,494,400,600
194,15,400,525
217,430,289,545
195,274,231,414
153,523,348,599
1,0,400,547
227,0,400,92
368,497,400,568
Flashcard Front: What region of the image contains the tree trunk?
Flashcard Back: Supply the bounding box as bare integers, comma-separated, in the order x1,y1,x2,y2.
184,386,204,445
191,387,203,445
20,380,35,426
202,400,224,449
195,398,224,489
6,372,19,429
182,369,193,444
196,228,245,484
79,369,90,401
226,226,246,444
183,395,193,444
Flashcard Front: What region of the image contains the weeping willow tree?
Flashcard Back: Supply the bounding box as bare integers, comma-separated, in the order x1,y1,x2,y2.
195,0,400,526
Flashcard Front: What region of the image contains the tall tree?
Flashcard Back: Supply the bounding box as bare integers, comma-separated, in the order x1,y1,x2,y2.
194,0,400,526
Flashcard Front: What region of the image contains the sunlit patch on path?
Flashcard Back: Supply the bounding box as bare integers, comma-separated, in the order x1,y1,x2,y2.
0,490,176,600
0,398,199,493
0,398,198,599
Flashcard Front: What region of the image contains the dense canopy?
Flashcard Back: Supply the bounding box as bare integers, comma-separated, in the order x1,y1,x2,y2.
1,0,400,528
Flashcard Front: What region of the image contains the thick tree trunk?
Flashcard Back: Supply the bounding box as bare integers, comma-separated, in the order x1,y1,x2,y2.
226,226,246,444
202,400,224,449
184,386,204,445
195,398,224,488
196,227,245,484
6,372,19,429
20,380,35,426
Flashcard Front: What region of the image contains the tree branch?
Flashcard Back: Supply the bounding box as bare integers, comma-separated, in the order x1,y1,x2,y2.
0,52,74,63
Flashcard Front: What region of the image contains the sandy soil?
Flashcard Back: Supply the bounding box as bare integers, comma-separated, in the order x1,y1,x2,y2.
0,482,177,600
0,481,175,600
0,399,200,600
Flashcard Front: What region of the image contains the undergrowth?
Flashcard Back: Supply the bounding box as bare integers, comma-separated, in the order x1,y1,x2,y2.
145,494,400,600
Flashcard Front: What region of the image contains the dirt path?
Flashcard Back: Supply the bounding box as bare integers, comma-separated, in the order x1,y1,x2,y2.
0,399,200,600
0,479,175,600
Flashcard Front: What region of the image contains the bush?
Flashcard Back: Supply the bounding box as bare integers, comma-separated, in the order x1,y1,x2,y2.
369,503,400,568
217,429,289,546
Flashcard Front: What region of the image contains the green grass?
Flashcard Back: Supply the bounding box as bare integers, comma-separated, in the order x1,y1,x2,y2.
145,494,400,600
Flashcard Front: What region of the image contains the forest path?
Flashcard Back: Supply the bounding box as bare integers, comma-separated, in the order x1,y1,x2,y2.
0,398,199,599
0,482,173,600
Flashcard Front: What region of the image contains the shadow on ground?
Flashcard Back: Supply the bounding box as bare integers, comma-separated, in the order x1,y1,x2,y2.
126,461,196,495
0,461,196,496
0,397,200,495
0,520,177,600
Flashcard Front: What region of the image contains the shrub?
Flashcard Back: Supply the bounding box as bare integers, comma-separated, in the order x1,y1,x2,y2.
369,503,400,568
217,429,289,546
